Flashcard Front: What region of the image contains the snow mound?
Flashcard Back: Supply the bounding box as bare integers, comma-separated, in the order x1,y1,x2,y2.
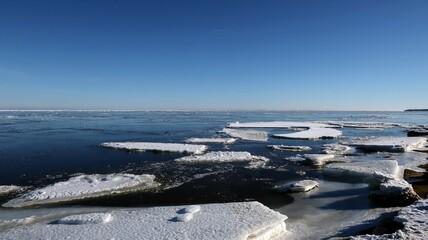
175,151,269,163
277,180,319,193
1,202,288,240
57,213,113,225
227,121,331,129
186,138,236,144
268,145,311,151
3,174,159,208
221,128,268,142
350,137,427,152
274,128,342,140
101,142,208,154
0,185,26,196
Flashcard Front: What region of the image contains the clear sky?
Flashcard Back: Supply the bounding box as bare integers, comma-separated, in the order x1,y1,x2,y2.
0,0,427,111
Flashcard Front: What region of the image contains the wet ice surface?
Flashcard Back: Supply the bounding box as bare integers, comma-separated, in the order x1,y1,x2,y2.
1,111,428,239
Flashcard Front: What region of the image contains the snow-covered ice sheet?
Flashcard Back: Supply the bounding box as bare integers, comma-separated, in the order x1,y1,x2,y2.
0,202,288,240
277,180,319,193
268,145,311,151
221,128,268,142
227,121,331,129
3,174,159,208
350,137,427,152
324,160,400,181
274,128,342,140
175,151,269,163
186,138,236,144
101,142,208,154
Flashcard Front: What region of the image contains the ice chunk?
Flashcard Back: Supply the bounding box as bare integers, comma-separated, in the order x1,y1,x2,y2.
0,185,26,196
369,179,420,206
350,137,427,152
175,151,269,163
1,202,288,240
57,213,113,225
183,205,201,214
304,154,346,166
227,121,331,129
176,213,193,222
186,138,236,144
274,128,342,140
101,142,208,154
268,145,311,151
277,180,319,193
3,174,159,208
321,143,352,155
324,160,400,181
221,128,268,142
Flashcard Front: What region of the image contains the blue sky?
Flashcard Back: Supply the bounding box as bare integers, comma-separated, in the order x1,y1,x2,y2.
0,0,427,111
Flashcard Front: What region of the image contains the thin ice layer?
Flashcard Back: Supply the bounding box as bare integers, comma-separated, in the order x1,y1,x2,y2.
3,174,159,208
101,142,208,154
350,137,427,152
221,128,268,142
274,128,342,140
175,151,269,163
0,202,288,240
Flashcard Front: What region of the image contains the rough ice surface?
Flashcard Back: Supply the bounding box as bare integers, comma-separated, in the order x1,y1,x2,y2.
268,145,311,151
0,202,288,240
274,128,342,140
227,121,331,129
277,180,319,193
324,160,400,181
186,138,236,144
57,213,113,225
221,128,269,142
0,186,26,196
101,142,208,154
304,154,342,166
350,137,427,152
3,174,159,208
352,198,428,240
175,151,269,163
321,143,353,155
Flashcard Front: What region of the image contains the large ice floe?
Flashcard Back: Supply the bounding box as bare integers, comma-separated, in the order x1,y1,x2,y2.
227,121,331,129
0,202,288,240
352,198,428,240
2,174,159,208
186,138,236,144
221,128,268,141
101,142,208,154
350,137,427,152
274,128,342,140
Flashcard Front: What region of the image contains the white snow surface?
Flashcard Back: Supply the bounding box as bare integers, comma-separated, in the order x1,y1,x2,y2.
0,202,288,240
101,142,208,154
350,137,427,152
227,121,331,129
221,128,268,142
277,180,319,193
0,186,26,196
268,145,311,151
186,138,236,144
274,128,342,140
3,174,159,208
175,151,269,163
352,198,428,240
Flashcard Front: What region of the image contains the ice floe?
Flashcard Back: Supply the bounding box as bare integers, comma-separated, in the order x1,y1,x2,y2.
321,143,353,155
352,198,428,240
227,121,331,129
0,202,288,240
274,128,342,140
101,142,208,154
186,138,236,144
221,128,268,141
277,180,319,193
0,185,26,197
268,145,311,151
304,154,347,166
3,174,159,208
350,137,427,152
324,160,400,181
175,151,269,163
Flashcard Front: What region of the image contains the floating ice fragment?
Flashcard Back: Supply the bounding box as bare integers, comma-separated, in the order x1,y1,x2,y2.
350,137,427,152
277,180,319,193
268,145,311,151
175,151,269,163
101,142,207,154
227,121,331,129
221,128,268,142
3,174,159,208
304,154,347,166
274,128,342,140
186,138,236,144
321,143,352,155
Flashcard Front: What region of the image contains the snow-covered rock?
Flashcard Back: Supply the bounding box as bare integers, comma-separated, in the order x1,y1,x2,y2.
0,202,288,240
3,174,159,208
221,128,268,142
277,180,319,193
175,151,269,163
227,121,331,129
350,137,427,152
101,142,208,154
268,145,311,151
274,128,342,140
0,185,26,197
186,138,236,144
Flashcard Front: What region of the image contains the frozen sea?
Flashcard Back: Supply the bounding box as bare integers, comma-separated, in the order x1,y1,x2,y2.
0,111,427,239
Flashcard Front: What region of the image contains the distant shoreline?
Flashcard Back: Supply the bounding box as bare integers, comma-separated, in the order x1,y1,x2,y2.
404,109,428,112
